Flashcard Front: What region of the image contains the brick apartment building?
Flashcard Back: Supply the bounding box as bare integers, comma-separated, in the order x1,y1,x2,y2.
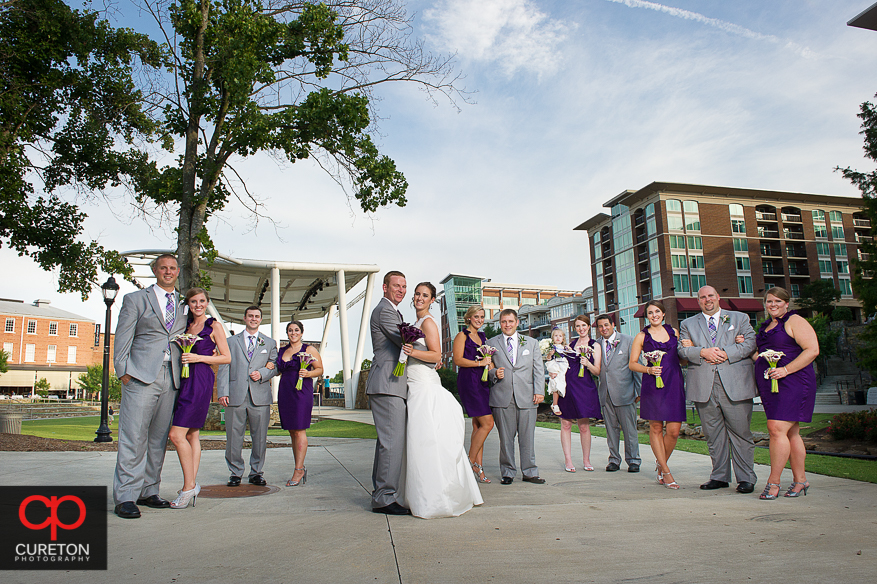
576,182,868,336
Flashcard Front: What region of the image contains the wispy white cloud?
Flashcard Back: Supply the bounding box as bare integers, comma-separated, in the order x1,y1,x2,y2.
603,0,814,57
423,0,573,78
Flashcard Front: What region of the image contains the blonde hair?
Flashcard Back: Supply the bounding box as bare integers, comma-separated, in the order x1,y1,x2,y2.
464,305,485,325
551,327,566,344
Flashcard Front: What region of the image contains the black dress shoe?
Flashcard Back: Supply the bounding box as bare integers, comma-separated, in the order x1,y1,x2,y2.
227,475,242,487
736,481,755,493
606,462,620,472
248,475,267,486
136,495,170,509
628,464,640,473
522,476,545,484
114,501,141,519
700,479,730,490
500,476,513,485
372,502,411,515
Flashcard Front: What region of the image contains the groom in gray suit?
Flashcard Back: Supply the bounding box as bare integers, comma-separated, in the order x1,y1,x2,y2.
487,309,546,485
595,315,642,472
367,271,411,515
217,305,278,486
112,253,187,519
678,286,758,493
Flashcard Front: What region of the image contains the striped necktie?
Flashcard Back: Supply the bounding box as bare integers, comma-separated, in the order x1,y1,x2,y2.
506,337,515,366
247,335,255,360
165,293,175,331
709,316,717,345
605,339,613,363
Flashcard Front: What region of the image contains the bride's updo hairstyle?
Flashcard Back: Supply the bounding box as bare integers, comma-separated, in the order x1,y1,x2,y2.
415,281,437,299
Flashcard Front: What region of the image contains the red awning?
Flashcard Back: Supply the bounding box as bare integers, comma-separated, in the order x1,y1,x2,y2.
634,305,646,318
719,299,732,310
729,298,764,312
675,298,700,312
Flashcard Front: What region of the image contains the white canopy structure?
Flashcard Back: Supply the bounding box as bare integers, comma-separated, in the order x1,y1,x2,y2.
121,250,378,408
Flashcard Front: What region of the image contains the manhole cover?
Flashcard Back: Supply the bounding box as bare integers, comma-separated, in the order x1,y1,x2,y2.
197,484,281,498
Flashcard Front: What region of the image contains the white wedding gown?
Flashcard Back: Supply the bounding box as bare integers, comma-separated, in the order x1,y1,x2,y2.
398,314,483,519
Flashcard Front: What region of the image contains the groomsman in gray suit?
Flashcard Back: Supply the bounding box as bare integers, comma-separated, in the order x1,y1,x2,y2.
112,254,187,519
595,315,642,472
678,286,758,493
487,309,546,485
217,305,278,487
367,271,411,515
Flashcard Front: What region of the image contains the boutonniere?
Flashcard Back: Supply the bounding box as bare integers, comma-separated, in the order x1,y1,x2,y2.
721,315,730,325
519,335,527,347
612,339,621,349
257,338,265,347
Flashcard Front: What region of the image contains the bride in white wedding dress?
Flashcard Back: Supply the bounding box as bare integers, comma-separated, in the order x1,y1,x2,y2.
397,282,483,519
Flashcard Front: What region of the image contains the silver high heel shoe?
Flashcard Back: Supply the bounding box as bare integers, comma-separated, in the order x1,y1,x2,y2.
286,467,307,487
784,481,810,497
472,462,491,483
171,487,197,509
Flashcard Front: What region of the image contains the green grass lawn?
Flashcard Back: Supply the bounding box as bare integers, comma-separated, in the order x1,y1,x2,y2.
20,416,377,441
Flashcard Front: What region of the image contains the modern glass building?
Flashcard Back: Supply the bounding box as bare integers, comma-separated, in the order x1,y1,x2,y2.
440,274,483,339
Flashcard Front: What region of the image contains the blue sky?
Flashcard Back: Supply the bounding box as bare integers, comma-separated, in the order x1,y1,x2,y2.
4,0,877,373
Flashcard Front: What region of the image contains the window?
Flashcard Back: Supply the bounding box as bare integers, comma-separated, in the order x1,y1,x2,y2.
685,216,701,232
25,344,35,362
812,210,827,239
689,255,705,269
673,273,690,294
67,346,77,364
650,257,660,273
735,257,751,271
594,243,602,260
666,199,682,212
730,204,744,216
667,215,684,231
831,224,845,240
738,275,753,294
670,235,686,250
26,320,37,334
835,243,848,258
645,203,655,217
47,345,56,363
687,236,703,250
816,242,831,256
790,284,801,298
648,238,659,255
731,219,746,234
819,260,833,274
690,274,707,290
733,238,748,252
4,318,13,333
671,254,688,269
49,321,58,336
2,342,12,358
839,278,853,296
651,275,662,299
683,201,699,214
837,261,850,274
69,323,78,337
829,210,843,223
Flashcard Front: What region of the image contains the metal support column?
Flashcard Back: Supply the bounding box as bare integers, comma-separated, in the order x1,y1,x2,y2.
336,270,352,408
270,266,280,401
351,272,376,409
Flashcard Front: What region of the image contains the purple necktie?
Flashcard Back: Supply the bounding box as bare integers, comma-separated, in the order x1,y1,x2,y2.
709,316,717,345
605,340,613,363
507,337,515,366
165,293,175,331
247,335,255,360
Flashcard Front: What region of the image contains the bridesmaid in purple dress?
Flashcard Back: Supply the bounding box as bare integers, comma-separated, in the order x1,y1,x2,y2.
452,306,495,483
628,301,685,490
168,288,230,509
276,320,323,487
754,287,819,500
551,315,602,472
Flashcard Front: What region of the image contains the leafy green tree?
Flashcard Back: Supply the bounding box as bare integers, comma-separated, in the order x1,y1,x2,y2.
832,306,853,322
482,323,500,339
34,377,50,398
806,314,839,360
795,280,840,316
0,0,162,298
78,364,122,401
134,0,462,289
436,367,458,401
330,370,343,383
0,349,8,374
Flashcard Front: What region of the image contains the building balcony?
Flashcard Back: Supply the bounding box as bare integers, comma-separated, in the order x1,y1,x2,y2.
859,251,871,262
634,214,645,226
854,218,871,228
786,246,806,258
760,247,781,257
762,265,778,275
636,232,647,243
606,303,618,312
605,282,615,293
758,229,779,238
639,292,652,302
783,231,805,240
638,251,649,262
532,317,551,328
781,213,802,223
756,212,777,221
639,270,650,281
788,265,809,276
856,234,873,243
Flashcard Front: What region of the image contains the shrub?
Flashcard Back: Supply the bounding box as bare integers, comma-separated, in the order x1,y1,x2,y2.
832,306,853,322
827,408,877,442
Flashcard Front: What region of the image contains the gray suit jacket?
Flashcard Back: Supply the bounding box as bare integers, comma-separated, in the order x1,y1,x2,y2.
487,334,545,409
596,333,642,407
366,297,408,398
678,310,757,402
113,286,186,388
217,332,278,407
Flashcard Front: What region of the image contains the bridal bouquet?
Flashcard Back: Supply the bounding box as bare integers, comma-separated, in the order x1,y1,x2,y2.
476,345,497,382
295,352,316,390
642,350,666,388
173,333,201,378
758,349,786,393
393,323,425,377
574,343,594,377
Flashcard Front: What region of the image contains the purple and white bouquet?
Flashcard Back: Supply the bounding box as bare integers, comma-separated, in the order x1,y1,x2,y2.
173,333,201,378
574,344,594,377
758,349,786,393
393,323,425,377
642,350,666,388
476,345,497,382
295,352,316,390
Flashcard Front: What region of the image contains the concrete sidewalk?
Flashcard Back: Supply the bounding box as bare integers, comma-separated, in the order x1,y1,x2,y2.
1,412,875,583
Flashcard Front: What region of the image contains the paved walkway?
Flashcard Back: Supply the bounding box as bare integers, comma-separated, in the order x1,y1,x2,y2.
1,409,876,583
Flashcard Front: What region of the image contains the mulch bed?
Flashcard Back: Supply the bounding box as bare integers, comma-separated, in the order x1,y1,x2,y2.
0,433,290,452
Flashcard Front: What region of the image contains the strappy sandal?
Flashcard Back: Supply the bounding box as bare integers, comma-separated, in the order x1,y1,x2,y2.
286,467,307,487
759,482,781,500
472,462,491,483
551,404,561,416
565,465,576,473
784,481,810,497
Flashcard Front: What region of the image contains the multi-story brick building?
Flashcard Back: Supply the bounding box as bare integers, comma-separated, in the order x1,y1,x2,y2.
576,182,868,336
0,298,112,397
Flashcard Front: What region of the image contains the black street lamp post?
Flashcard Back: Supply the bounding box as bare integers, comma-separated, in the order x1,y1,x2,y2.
95,276,120,443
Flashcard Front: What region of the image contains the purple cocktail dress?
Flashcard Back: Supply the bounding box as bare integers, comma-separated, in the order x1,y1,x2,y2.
638,324,686,422
755,312,817,422
557,337,601,420
277,344,314,430
172,317,216,429
456,331,491,418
